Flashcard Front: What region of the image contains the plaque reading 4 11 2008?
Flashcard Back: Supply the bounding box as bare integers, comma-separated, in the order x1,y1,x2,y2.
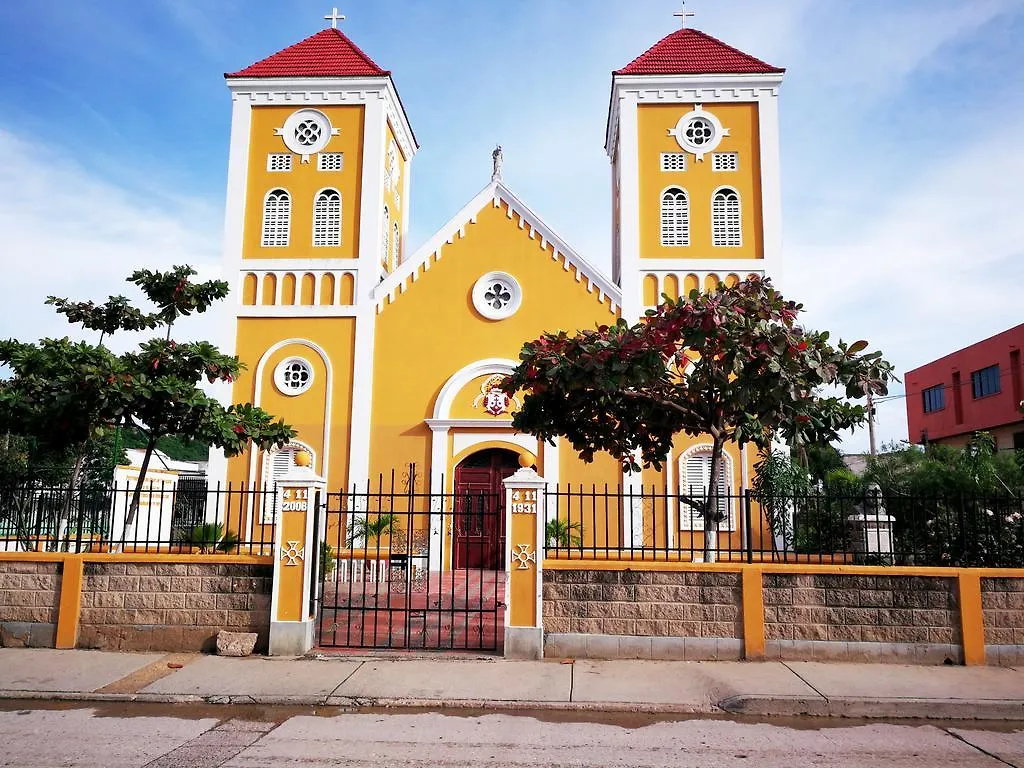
282,488,309,512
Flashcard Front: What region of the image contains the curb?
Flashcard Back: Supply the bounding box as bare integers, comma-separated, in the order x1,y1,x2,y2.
2,690,1024,720
719,694,1024,721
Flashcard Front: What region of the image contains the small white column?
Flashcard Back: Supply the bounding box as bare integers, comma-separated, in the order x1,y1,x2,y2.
269,460,326,656
503,465,546,660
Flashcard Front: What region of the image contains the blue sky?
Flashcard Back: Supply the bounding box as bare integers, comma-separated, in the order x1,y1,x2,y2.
1,0,1023,453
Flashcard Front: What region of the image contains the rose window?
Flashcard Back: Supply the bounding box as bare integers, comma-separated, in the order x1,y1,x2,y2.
274,357,314,396
472,272,522,320
294,120,323,147
483,281,512,310
685,117,714,146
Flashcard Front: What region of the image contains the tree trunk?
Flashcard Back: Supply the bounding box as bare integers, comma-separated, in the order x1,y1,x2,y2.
57,452,86,552
703,437,726,563
123,434,158,541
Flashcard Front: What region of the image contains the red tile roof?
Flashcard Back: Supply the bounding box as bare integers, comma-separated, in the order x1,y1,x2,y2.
615,28,784,76
227,28,389,78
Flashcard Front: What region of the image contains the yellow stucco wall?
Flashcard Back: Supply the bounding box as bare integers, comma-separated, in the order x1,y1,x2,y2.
243,105,365,260
638,102,763,259
369,199,619,486
225,317,356,490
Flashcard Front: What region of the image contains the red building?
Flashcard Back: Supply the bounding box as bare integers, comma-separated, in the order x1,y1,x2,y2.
905,324,1024,451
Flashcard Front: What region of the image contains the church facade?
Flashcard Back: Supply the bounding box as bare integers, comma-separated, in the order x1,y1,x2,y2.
210,16,785,559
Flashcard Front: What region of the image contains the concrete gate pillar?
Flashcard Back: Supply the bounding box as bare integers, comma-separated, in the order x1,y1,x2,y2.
502,462,546,659
269,452,326,656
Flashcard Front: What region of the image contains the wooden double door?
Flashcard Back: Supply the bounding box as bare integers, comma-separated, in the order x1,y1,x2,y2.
452,448,519,569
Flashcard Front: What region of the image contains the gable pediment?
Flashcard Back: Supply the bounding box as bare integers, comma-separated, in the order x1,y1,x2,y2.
373,181,620,314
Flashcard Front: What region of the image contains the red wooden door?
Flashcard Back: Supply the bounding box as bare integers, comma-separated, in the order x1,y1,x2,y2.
453,449,518,569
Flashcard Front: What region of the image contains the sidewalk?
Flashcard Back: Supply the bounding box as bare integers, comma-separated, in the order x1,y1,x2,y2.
0,647,1022,720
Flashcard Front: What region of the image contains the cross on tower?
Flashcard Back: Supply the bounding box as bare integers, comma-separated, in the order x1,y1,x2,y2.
324,7,345,28
673,1,696,28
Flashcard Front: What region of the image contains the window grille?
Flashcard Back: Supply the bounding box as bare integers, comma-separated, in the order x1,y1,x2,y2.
712,188,742,247
261,189,291,247
922,385,945,413
682,451,733,531
313,189,342,247
660,153,687,172
267,153,292,172
382,206,390,265
712,152,739,171
971,365,1000,399
317,152,343,171
660,188,690,247
393,221,400,265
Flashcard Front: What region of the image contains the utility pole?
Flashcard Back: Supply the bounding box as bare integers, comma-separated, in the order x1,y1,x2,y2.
866,388,877,457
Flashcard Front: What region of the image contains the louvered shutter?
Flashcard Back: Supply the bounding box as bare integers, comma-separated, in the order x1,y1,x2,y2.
682,451,734,531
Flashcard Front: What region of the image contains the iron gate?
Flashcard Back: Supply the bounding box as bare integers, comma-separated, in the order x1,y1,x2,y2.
315,473,505,651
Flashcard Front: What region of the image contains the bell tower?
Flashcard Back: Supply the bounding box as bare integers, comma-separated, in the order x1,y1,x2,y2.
606,14,785,321
211,12,418,492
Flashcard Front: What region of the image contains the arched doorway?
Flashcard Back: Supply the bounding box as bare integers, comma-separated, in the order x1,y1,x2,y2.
453,448,519,569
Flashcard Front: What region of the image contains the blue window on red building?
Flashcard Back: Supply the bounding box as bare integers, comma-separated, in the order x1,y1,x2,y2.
922,385,945,413
970,365,1000,399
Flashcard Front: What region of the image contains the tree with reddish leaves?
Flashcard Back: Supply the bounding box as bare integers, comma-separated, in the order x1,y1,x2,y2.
502,277,894,561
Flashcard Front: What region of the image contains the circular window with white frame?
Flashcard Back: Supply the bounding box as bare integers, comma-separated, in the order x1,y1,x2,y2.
277,109,337,159
472,272,522,320
669,106,729,161
273,357,314,396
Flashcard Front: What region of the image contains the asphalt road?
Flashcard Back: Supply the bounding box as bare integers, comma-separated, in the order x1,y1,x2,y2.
1,704,1022,767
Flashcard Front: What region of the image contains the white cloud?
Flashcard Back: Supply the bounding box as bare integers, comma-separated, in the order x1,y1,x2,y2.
0,128,222,350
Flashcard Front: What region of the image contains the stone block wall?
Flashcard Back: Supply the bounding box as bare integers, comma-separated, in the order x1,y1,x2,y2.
78,562,272,653
982,577,1024,666
763,574,962,664
543,569,743,660
0,561,62,647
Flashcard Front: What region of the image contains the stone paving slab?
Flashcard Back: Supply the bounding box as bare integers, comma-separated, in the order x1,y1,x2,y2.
0,648,163,692
786,661,1024,700
141,656,361,697
571,660,822,706
334,658,571,702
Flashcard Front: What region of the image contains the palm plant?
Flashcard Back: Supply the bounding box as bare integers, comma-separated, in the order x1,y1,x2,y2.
186,522,239,553
346,512,400,547
545,517,583,548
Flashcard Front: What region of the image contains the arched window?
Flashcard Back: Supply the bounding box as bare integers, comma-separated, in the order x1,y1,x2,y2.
262,441,317,486
261,189,291,247
680,448,734,531
312,189,341,247
712,187,742,247
382,205,390,265
393,221,400,265
660,187,689,247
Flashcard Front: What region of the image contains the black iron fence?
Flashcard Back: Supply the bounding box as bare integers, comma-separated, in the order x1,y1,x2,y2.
544,485,1024,568
315,473,505,651
0,482,277,555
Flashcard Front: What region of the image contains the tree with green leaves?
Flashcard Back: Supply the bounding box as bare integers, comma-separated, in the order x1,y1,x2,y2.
2,266,296,545
502,277,894,561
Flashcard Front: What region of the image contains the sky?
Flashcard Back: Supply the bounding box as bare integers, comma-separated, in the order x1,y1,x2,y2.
1,0,1022,454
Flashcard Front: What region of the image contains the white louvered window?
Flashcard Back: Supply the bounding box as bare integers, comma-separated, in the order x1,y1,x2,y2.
681,451,734,531
261,189,291,247
382,205,390,265
312,189,342,247
660,187,690,247
263,443,316,485
712,152,739,172
317,152,344,171
660,153,687,172
712,188,742,247
393,221,400,265
267,153,292,172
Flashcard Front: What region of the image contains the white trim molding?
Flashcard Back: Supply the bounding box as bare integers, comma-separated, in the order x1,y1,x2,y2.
432,358,519,420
